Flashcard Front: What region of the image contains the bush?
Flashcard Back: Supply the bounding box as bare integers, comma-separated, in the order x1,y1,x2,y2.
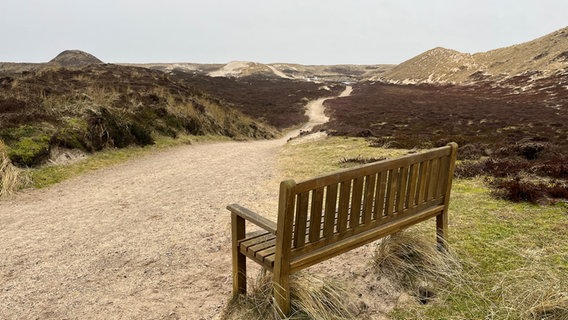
50,118,90,151
339,155,385,167
86,107,154,150
8,135,51,167
490,175,568,204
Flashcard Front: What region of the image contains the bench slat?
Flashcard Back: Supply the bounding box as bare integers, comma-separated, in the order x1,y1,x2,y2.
293,192,309,248
363,174,376,225
323,183,339,238
407,163,419,208
385,168,398,217
350,176,364,229
238,232,276,270
309,188,324,243
427,158,440,201
437,156,450,198
374,171,387,219
417,160,429,204
397,166,409,212
337,180,351,233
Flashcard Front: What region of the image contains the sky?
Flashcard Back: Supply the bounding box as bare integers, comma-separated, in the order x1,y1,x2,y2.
1,0,567,65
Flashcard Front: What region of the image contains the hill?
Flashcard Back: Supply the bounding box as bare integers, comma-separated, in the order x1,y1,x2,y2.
377,26,568,84
0,63,276,167
48,50,104,67
0,49,346,168
128,61,394,83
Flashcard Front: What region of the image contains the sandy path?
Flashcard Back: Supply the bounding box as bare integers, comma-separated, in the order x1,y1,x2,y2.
0,88,351,320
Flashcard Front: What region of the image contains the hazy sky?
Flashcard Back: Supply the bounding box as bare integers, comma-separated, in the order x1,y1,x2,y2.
1,0,567,65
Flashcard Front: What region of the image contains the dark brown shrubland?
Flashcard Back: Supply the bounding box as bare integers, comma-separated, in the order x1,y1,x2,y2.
322,77,568,203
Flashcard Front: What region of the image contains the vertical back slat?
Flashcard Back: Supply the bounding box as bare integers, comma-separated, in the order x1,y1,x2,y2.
406,163,418,209
293,192,309,248
396,166,409,212
309,188,324,243
374,171,387,219
363,174,377,225
385,169,398,217
337,180,351,233
323,184,338,238
350,177,364,228
427,158,440,200
417,160,429,204
436,156,450,198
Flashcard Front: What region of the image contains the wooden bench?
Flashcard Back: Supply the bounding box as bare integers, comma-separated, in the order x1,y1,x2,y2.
227,142,457,315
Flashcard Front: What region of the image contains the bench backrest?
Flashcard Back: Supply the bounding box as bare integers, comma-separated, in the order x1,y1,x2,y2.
274,143,457,272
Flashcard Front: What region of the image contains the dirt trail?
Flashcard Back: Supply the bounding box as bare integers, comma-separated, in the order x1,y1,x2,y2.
0,88,352,320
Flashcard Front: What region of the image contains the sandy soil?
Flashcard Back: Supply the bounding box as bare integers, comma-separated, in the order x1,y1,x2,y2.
0,86,396,320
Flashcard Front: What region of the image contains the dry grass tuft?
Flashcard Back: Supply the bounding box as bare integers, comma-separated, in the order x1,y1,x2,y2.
289,273,355,319
224,271,355,320
372,231,463,304
494,263,568,320
0,139,28,196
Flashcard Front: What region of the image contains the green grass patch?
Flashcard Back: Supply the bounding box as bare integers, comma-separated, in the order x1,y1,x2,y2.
279,136,568,319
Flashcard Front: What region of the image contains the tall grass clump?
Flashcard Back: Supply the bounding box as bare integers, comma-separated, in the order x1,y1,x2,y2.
372,231,464,305
0,139,28,196
224,271,355,320
491,263,568,320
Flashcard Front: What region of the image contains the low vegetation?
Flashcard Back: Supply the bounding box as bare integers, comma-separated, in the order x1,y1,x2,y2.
171,72,345,130
0,65,275,170
323,81,568,203
272,137,568,319
0,63,347,193
0,139,28,196
224,272,356,320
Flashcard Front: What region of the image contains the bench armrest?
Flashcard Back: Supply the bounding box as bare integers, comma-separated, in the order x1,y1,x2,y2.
227,203,277,235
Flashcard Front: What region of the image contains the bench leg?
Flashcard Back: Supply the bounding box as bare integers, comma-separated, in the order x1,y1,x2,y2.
231,213,247,296
273,273,291,316
436,211,448,251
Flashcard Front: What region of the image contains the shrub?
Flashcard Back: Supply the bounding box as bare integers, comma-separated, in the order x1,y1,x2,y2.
50,118,90,151
339,155,385,167
8,135,51,167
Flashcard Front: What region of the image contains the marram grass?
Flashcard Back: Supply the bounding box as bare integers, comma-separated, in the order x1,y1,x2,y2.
223,271,356,320
0,139,29,196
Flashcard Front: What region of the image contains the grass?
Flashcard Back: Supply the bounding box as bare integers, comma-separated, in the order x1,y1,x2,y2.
223,271,356,320
276,136,568,319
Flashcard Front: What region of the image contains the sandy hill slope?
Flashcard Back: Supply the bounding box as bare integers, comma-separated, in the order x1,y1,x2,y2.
0,50,103,73
270,63,394,82
48,50,104,67
124,61,394,82
208,61,283,78
377,26,568,84
206,62,394,82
